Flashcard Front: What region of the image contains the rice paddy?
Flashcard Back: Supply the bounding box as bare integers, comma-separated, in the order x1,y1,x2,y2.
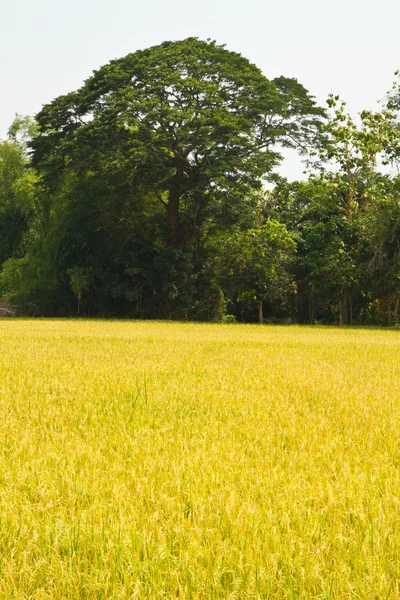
0,319,400,598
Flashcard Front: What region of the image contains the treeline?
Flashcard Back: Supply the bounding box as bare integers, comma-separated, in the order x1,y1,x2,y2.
0,39,399,324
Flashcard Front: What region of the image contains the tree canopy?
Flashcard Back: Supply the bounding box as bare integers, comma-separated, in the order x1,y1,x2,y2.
32,38,323,249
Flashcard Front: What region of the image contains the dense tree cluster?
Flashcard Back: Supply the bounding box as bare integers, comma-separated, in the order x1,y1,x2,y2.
1,39,399,324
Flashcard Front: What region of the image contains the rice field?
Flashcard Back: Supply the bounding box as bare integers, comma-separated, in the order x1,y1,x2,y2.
0,319,400,598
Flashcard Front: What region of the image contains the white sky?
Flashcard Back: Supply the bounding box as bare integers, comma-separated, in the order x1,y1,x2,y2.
1,0,399,179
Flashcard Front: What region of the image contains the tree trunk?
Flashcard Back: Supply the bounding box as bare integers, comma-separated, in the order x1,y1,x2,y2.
309,298,315,324
167,190,180,247
339,290,343,325
258,300,263,324
362,292,367,325
349,292,353,325
388,294,391,326
342,287,350,325
394,294,400,323
167,168,183,248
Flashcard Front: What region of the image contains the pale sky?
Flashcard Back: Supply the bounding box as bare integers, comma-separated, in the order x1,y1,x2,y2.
1,0,399,179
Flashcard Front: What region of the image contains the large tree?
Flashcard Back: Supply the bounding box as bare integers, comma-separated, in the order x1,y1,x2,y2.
32,38,323,251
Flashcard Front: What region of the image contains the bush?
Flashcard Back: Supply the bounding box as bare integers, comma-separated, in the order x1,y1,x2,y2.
221,314,237,324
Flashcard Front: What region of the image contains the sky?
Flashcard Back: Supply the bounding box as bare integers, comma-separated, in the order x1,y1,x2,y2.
1,0,399,179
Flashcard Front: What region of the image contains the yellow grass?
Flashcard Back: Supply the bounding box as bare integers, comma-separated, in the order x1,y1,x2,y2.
0,320,400,598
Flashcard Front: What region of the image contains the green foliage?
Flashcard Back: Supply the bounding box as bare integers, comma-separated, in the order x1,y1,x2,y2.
0,136,37,268
1,43,400,325
3,38,320,319
0,254,59,315
7,114,39,149
215,221,296,321
221,314,237,323
67,266,92,314
32,38,322,250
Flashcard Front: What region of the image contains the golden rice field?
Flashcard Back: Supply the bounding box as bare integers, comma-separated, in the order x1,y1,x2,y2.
0,320,400,599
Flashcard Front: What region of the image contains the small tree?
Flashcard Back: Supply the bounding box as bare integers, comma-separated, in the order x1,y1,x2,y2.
215,221,296,323
67,267,91,315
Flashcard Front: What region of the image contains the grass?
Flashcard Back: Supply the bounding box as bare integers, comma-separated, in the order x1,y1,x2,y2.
0,320,399,598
